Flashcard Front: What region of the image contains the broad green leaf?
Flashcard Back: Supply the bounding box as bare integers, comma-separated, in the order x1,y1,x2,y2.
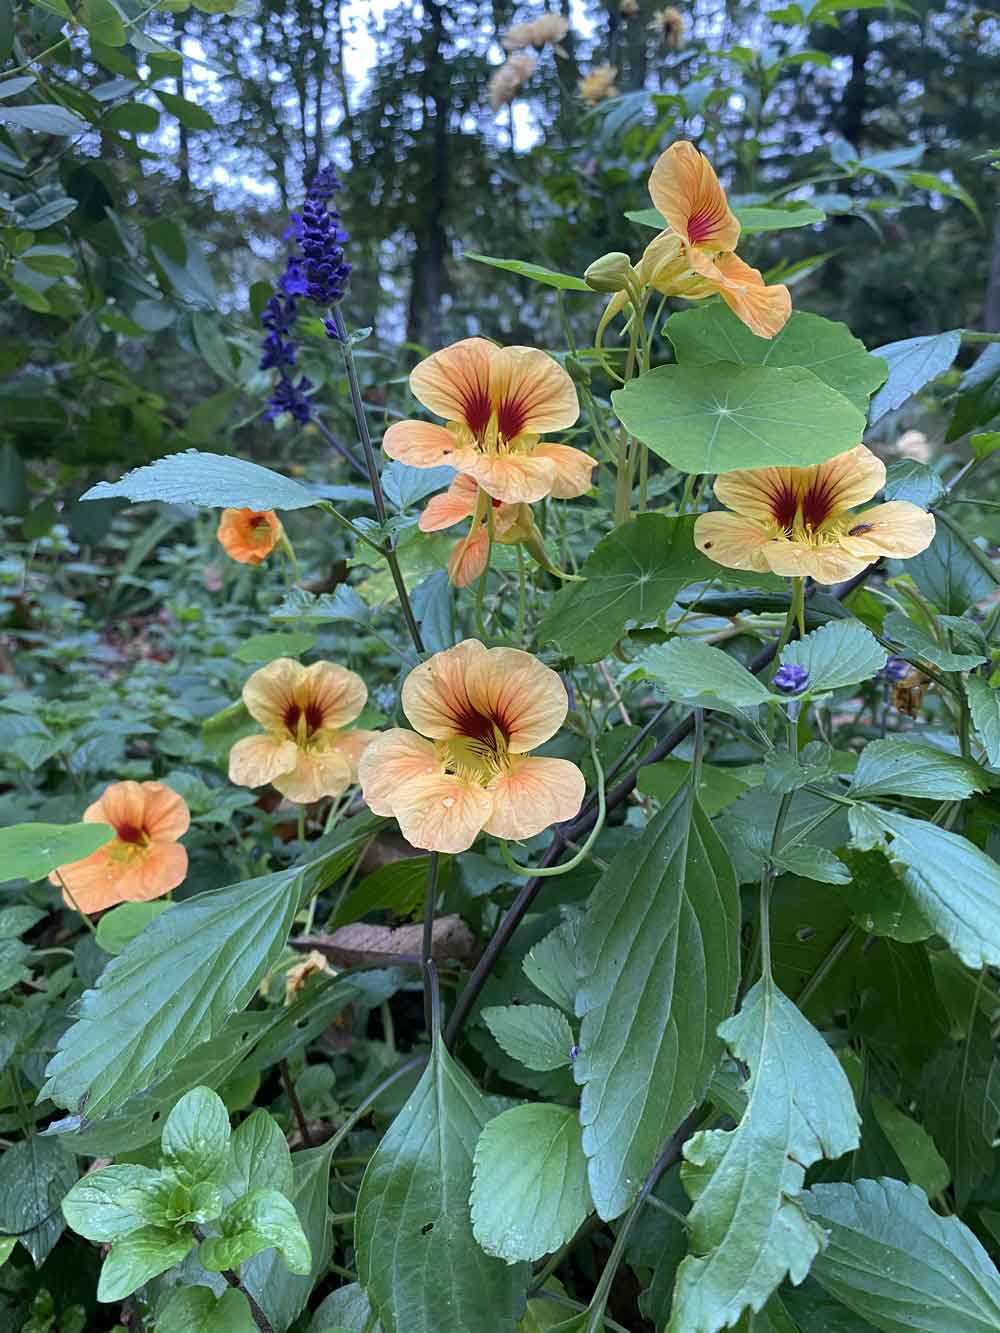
848,738,989,800
82,450,318,511
771,843,850,885
851,805,1000,969
62,1163,159,1241
971,431,1000,460
356,1037,528,1332
965,676,1000,765
162,1087,231,1188
155,88,216,129
869,1096,950,1197
906,518,997,616
521,917,579,1016
840,849,931,942
638,757,761,816
0,904,45,937
666,307,886,413
272,584,372,628
0,1136,78,1266
471,1104,592,1262
310,1283,383,1331
611,363,865,474
802,1177,1000,1331
576,781,741,1220
95,900,172,955
103,102,161,133
200,1187,311,1274
157,1286,258,1333
779,620,886,694
98,1225,193,1301
330,854,436,929
868,330,962,425
80,0,126,45
463,251,591,291
535,513,720,662
626,203,826,233
228,1108,293,1199
0,103,88,134
781,1279,879,1332
41,867,302,1118
669,977,860,1332
629,639,774,715
882,612,986,673
920,1020,999,1209
0,821,114,882
482,1004,575,1072
242,1144,334,1330
883,459,944,509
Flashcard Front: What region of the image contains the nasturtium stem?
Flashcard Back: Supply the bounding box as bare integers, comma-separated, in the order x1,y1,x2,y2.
422,852,440,1035
498,739,605,878
330,306,425,655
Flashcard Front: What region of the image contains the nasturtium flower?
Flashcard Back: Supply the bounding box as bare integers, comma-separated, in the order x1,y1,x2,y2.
50,780,189,915
358,640,586,854
693,444,936,584
649,6,685,50
489,53,537,110
579,63,619,104
229,658,377,804
217,508,284,565
502,14,569,49
383,338,590,505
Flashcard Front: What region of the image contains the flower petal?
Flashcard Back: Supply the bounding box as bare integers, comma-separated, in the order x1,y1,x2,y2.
401,639,489,739
465,645,570,752
713,446,883,528
242,657,305,731
84,781,145,837
530,443,596,498
763,541,869,585
358,730,442,816
694,511,774,572
299,661,367,731
328,728,379,777
648,140,741,252
273,748,354,804
484,756,585,841
711,252,791,340
141,783,190,842
489,346,580,436
55,842,187,914
448,528,491,587
419,474,480,532
229,733,300,789
382,419,458,469
452,449,557,504
217,509,283,565
409,337,495,427
390,773,494,853
838,502,936,561
126,843,189,902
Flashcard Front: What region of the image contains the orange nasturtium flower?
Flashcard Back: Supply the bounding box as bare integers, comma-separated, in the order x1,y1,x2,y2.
50,780,189,915
217,508,284,565
693,445,936,584
382,338,592,506
229,658,377,804
599,140,791,340
359,640,586,854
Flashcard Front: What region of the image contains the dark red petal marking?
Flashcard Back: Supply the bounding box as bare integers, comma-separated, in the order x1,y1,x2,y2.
117,823,144,844
284,702,302,732
304,701,325,734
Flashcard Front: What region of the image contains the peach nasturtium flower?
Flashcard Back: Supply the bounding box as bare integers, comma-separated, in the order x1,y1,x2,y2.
229,658,377,804
359,640,586,854
579,63,619,104
383,338,590,506
217,508,284,565
50,780,189,914
693,445,936,584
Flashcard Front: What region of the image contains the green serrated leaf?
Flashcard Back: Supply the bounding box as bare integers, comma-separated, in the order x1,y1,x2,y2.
629,639,774,716
227,1108,293,1200
965,676,1000,765
521,917,580,1016
356,1039,529,1332
883,613,986,673
848,738,989,801
482,1005,575,1072
779,620,886,694
200,1187,311,1274
471,1104,592,1263
81,450,318,511
0,1137,78,1266
62,1163,159,1242
802,1177,1000,1331
668,977,860,1332
869,1096,950,1198
666,307,886,413
576,782,741,1220
612,363,865,475
868,330,962,425
41,867,302,1118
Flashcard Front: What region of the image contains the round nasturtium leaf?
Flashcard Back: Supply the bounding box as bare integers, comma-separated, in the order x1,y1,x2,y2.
611,361,867,475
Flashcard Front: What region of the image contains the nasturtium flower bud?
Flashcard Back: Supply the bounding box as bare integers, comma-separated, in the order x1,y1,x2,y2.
584,251,637,294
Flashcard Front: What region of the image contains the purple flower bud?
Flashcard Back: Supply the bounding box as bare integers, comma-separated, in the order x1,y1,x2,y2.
266,374,314,424
883,656,910,682
773,662,810,695
569,1044,581,1063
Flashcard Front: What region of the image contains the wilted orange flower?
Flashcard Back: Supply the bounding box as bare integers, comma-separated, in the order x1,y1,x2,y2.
284,949,332,1004
359,640,586,854
649,6,685,49
488,53,536,109
229,658,377,804
694,445,936,584
502,14,569,49
50,781,189,915
383,338,588,506
217,509,284,565
579,63,618,104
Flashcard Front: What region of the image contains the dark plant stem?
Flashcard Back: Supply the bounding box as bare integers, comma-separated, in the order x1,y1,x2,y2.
312,414,368,479
120,1296,144,1333
280,1059,313,1147
330,306,425,654
445,570,874,1050
191,1226,275,1333
422,852,440,1035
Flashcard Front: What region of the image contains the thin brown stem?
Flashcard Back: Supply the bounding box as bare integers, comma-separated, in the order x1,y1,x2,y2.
280,1059,313,1148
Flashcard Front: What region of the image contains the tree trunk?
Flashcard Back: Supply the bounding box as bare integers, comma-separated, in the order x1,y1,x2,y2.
985,207,1000,332
839,14,870,148
173,10,191,198
407,0,450,350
